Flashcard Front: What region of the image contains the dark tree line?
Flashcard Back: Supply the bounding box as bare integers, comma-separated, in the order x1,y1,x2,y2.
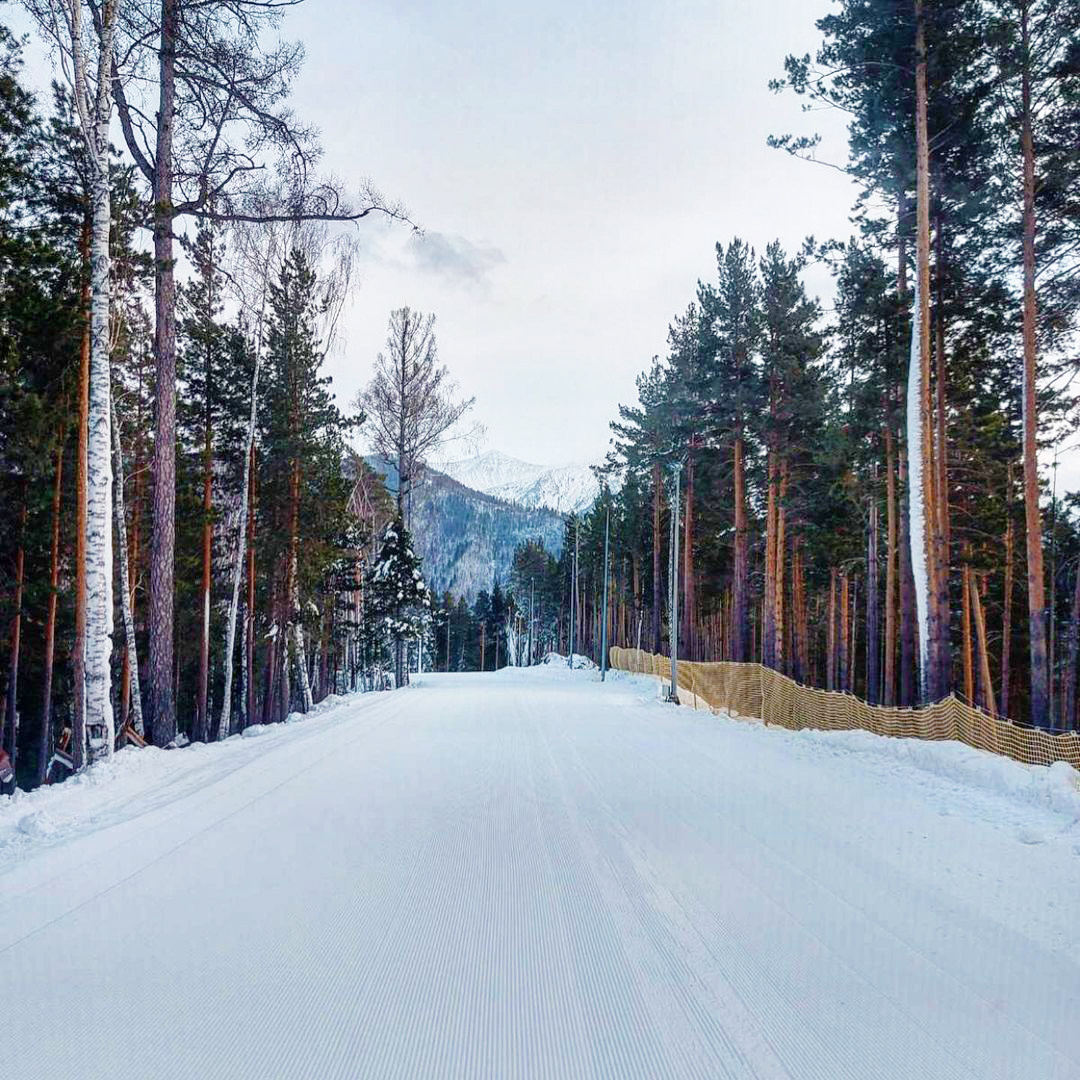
594,0,1080,730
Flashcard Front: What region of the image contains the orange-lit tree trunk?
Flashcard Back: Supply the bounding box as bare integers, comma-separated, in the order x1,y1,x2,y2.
827,569,838,691
683,450,696,657
651,460,662,654
763,445,778,670
732,433,749,662
971,572,996,717
1018,1,1049,728
962,561,974,704
774,462,788,673
883,429,898,704
867,493,881,704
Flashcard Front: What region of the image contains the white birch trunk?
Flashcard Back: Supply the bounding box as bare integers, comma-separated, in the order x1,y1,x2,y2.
111,395,143,735
83,162,115,760
217,360,260,738
280,618,290,717
239,597,249,726
906,273,931,700
217,240,275,739
291,551,313,713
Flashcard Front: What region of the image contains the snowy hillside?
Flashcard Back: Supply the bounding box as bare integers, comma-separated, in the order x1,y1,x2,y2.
440,448,602,514
367,457,565,599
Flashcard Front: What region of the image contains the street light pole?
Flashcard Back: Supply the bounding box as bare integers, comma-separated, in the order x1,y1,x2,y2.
601,503,610,681
669,462,682,704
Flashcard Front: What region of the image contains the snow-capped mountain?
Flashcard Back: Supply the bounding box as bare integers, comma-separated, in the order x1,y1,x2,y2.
440,449,600,514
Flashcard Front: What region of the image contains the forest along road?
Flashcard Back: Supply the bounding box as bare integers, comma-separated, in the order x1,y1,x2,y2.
3,666,1079,1080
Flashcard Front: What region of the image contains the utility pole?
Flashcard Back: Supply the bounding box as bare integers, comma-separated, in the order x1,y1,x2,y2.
669,463,682,703
601,503,611,681
445,609,451,674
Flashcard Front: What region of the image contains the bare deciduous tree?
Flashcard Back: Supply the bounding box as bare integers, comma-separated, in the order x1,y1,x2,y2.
359,307,477,526
108,0,409,745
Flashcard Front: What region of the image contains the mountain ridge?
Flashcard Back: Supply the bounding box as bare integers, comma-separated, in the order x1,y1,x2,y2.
438,448,601,514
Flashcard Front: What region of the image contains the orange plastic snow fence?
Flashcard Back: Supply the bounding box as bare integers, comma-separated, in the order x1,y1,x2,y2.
609,647,1080,771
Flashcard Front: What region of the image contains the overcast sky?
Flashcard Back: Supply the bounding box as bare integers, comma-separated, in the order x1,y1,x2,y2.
279,0,858,467
11,1,861,468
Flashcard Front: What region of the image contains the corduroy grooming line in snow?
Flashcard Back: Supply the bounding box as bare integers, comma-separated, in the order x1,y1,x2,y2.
610,648,1080,772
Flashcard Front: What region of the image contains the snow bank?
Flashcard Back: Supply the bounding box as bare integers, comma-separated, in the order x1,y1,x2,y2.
791,724,1080,823
541,651,597,670
0,690,365,868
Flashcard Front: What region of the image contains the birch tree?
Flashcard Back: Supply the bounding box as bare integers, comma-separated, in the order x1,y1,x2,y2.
23,0,122,763
216,218,281,740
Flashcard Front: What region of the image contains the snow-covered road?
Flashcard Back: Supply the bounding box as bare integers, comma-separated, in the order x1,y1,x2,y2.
3,666,1079,1079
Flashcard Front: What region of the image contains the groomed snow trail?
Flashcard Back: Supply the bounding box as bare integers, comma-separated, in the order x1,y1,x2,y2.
3,667,1079,1080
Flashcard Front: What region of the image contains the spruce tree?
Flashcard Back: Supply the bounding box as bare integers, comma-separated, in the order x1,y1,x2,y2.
367,517,432,687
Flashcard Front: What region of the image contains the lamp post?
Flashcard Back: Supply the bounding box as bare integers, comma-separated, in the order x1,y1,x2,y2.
669,462,682,704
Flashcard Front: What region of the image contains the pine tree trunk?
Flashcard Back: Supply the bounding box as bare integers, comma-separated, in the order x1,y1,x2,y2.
971,573,996,717
732,433,749,662
962,562,974,704
112,397,143,736
899,445,917,707
933,215,951,698
196,413,212,742
790,540,807,683
1019,2,1050,729
683,452,695,657
774,462,788,673
1001,512,1014,717
651,460,662,653
38,425,65,785
867,496,881,704
148,0,179,747
1062,559,1080,730
838,573,850,694
3,495,27,785
763,448,778,670
827,569,837,692
910,0,935,704
883,429,898,704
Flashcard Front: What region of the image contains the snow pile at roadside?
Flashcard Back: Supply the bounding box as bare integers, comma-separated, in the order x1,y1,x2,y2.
792,724,1080,823
0,691,364,868
541,651,597,669
603,665,1080,827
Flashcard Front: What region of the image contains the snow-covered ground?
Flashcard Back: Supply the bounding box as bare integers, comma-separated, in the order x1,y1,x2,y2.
3,666,1079,1079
